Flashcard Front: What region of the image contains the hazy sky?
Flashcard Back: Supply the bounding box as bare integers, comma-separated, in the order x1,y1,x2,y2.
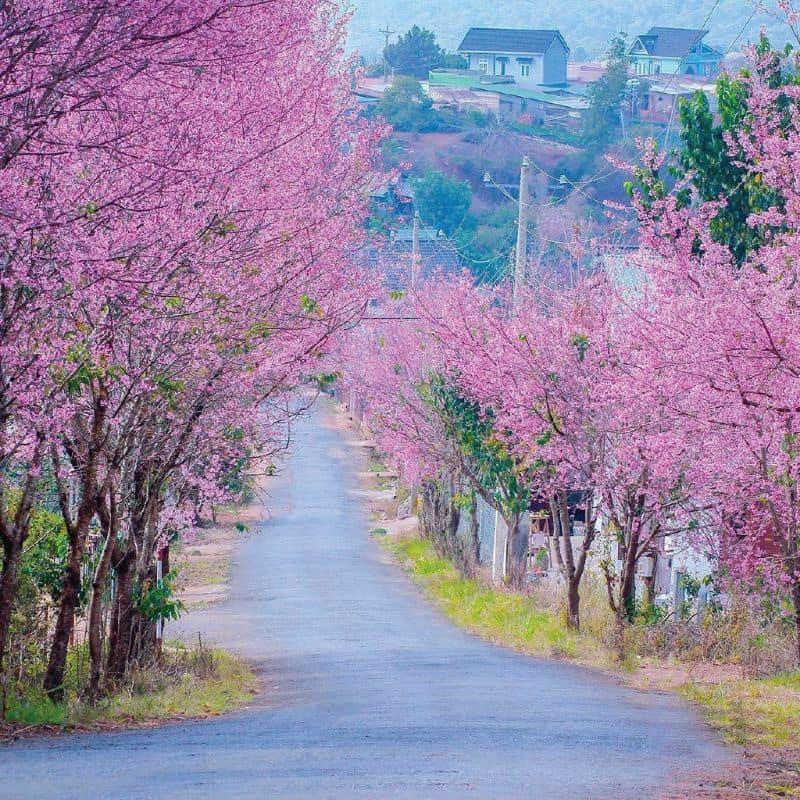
347,0,782,60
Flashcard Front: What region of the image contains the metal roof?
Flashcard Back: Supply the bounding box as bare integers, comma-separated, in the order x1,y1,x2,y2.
634,27,710,59
458,28,567,56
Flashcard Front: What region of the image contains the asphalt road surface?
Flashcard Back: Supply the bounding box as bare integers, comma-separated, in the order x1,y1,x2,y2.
2,401,731,799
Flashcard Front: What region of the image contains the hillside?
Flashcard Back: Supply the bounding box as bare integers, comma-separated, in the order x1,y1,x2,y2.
348,0,787,60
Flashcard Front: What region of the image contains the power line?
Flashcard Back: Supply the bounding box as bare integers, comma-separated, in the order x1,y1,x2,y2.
660,0,726,149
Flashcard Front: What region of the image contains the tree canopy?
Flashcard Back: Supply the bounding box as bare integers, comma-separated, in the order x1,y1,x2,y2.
384,25,446,79
413,170,472,236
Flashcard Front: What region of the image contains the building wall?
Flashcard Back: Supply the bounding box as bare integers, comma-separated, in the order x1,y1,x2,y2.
632,56,681,76
542,38,568,84
466,52,545,87
493,92,584,130
633,54,719,77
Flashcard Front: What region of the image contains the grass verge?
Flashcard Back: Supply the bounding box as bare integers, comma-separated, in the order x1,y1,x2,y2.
681,673,800,749
2,645,258,736
385,535,596,660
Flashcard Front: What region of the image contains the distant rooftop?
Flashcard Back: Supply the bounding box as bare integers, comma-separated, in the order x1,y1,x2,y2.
458,28,568,56
357,234,462,293
428,70,589,110
634,27,716,58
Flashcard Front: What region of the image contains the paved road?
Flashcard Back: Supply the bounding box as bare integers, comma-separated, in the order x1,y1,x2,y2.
3,401,730,799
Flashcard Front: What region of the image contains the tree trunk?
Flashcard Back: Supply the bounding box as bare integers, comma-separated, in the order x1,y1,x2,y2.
506,514,527,590
549,491,587,631
106,549,135,684
618,526,639,623
0,537,22,679
87,499,117,699
469,491,480,568
43,546,83,701
567,579,581,631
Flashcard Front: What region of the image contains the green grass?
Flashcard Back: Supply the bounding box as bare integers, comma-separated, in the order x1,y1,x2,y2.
4,648,258,731
681,672,800,748
385,536,589,660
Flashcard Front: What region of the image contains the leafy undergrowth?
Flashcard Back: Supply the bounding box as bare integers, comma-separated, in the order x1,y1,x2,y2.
2,646,258,736
385,535,598,661
681,672,800,748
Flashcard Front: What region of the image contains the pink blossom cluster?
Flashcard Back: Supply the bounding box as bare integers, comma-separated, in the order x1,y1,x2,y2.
0,1,383,688
340,43,800,650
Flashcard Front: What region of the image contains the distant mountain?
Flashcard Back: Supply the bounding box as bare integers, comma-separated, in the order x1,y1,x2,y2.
347,0,786,61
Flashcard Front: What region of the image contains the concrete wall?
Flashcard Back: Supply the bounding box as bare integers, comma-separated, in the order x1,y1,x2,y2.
466,52,546,87
428,84,502,115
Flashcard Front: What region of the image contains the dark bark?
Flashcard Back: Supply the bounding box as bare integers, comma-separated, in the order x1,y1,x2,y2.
618,522,640,623
505,514,527,590
548,490,597,631
567,581,581,631
42,550,82,701
468,491,480,567
0,536,22,679
420,478,461,560
44,385,108,699
105,547,135,684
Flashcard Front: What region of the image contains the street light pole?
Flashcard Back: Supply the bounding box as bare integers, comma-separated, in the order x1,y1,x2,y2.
514,155,531,307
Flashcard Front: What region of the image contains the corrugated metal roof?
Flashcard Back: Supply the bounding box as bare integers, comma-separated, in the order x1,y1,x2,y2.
475,84,589,110
458,28,566,55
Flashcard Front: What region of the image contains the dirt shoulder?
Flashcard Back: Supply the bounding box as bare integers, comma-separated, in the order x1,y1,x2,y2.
175,473,275,611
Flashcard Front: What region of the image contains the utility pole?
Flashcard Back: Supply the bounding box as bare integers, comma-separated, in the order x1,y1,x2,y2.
379,24,395,83
513,155,531,307
411,208,421,290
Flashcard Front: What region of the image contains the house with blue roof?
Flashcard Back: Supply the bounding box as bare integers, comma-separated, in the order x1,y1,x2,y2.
629,27,723,78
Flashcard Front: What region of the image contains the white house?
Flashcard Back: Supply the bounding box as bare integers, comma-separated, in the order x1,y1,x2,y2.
458,28,569,87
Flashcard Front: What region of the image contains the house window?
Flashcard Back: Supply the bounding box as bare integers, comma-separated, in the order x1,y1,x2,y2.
520,63,531,78
478,59,489,74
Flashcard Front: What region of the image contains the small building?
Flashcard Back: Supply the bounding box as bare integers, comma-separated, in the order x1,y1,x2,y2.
428,70,589,130
629,27,723,78
369,175,414,215
637,75,718,125
458,28,569,87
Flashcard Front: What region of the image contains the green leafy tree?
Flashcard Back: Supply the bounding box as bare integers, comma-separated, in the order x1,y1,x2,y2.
629,35,795,265
421,377,532,588
384,25,446,79
376,76,437,132
672,36,794,264
582,33,630,150
455,206,517,283
413,169,472,236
